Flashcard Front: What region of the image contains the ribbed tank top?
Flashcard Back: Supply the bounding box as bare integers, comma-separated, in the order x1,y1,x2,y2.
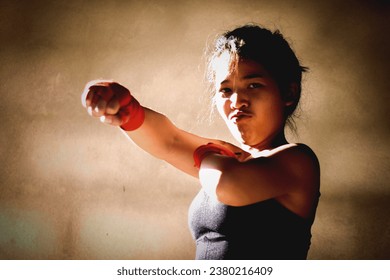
188,190,316,260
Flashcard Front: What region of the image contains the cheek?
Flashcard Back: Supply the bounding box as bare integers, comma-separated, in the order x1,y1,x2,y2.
214,96,230,120
267,100,287,127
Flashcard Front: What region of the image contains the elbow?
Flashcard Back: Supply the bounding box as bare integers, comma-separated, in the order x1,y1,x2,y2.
215,179,238,206
199,155,242,206
214,165,242,206
215,160,253,207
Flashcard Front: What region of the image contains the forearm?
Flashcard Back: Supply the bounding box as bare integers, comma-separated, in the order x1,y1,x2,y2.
123,107,209,177
123,107,177,159
198,149,298,206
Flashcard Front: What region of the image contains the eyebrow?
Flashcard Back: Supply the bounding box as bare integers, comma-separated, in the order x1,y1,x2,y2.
243,73,264,79
220,73,265,85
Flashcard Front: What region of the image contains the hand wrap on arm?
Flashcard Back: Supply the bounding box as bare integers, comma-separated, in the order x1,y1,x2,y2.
118,97,145,131
92,81,145,131
193,143,237,168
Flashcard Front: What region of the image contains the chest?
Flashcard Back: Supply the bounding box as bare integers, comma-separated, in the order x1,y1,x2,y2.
188,190,307,240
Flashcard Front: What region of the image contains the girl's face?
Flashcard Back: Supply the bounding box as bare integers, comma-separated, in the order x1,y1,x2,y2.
214,57,291,150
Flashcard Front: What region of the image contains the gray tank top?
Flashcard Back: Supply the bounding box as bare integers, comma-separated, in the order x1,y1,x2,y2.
188,190,317,259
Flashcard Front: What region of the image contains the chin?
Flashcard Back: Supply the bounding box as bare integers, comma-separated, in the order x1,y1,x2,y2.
235,136,256,148
239,134,269,150
230,126,262,147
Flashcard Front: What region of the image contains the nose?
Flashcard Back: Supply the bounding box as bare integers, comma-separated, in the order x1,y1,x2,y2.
229,91,249,110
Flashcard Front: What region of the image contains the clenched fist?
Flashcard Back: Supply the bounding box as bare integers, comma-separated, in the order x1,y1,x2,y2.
81,80,145,131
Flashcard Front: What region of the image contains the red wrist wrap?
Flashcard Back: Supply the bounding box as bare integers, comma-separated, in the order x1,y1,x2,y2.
108,83,144,131
193,143,237,168
119,97,145,131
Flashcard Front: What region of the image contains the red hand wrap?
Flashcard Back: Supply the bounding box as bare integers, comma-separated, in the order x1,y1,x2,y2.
119,97,145,131
90,81,145,131
193,143,237,168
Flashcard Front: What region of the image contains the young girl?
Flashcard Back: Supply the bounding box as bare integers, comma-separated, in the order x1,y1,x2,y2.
81,24,320,260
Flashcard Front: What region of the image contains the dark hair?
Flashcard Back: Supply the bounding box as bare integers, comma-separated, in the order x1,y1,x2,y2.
207,24,308,126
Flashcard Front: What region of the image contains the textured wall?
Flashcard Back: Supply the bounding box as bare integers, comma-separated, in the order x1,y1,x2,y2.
0,0,389,259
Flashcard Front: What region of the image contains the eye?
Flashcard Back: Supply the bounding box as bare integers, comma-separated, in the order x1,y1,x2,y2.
248,83,263,89
219,88,232,97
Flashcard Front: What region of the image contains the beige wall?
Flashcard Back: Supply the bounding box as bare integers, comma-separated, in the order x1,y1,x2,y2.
0,0,389,259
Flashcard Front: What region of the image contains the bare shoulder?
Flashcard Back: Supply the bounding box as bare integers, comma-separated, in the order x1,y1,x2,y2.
246,142,320,190
271,143,319,169
270,143,320,192
271,143,320,218
251,143,319,169
289,143,319,174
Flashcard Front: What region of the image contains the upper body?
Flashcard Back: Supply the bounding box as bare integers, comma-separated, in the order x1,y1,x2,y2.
81,24,320,259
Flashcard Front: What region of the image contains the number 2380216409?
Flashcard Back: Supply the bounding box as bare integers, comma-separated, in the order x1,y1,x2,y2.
209,266,273,276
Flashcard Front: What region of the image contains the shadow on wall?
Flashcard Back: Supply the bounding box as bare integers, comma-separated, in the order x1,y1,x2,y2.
310,187,390,260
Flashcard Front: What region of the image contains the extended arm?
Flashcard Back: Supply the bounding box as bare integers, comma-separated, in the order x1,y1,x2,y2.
81,80,246,178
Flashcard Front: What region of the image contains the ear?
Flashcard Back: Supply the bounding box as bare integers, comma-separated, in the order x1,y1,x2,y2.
284,83,299,107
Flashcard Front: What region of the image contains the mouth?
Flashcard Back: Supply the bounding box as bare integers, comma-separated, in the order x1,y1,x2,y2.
230,111,251,123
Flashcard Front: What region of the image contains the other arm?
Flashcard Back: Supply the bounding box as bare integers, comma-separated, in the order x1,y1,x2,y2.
198,144,320,216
